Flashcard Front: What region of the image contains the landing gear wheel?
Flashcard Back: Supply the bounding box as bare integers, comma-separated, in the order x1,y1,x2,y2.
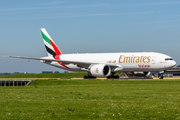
107,76,119,79
107,72,119,79
84,75,96,79
158,74,164,79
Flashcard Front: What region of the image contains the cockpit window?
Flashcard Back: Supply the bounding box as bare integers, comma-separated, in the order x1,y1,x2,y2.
165,58,173,61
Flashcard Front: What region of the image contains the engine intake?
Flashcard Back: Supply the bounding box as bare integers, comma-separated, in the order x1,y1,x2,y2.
90,64,111,77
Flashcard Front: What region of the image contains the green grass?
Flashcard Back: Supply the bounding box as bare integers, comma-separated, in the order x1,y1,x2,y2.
1,80,180,119
0,72,88,78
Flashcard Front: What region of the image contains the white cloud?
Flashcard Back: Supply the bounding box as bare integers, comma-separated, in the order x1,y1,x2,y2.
0,12,153,20
0,1,179,12
109,1,180,8
0,4,108,12
138,1,180,6
124,1,180,7
42,1,66,5
123,20,180,26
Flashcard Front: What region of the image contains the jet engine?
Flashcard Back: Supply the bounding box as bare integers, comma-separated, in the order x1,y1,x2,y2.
90,64,111,77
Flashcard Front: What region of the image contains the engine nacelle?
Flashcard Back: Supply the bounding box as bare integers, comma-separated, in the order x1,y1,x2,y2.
90,64,111,77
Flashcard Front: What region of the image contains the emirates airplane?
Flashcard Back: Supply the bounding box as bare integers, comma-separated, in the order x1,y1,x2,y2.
9,28,176,79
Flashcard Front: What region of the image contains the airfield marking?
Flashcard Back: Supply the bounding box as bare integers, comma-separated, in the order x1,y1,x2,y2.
71,78,84,80
153,77,180,80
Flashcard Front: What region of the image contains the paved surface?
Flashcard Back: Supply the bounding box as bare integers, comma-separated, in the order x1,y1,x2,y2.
0,77,180,80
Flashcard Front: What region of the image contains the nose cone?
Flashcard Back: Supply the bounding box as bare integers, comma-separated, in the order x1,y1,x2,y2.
171,60,176,67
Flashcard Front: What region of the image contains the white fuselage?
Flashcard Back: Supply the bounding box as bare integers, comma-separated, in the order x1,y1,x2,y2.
44,52,176,72
9,28,176,78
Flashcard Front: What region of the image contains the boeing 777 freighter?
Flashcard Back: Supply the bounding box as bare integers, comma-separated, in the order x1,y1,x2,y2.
9,28,176,79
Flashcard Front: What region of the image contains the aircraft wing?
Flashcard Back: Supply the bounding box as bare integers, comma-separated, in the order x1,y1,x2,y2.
8,56,121,67
8,56,92,65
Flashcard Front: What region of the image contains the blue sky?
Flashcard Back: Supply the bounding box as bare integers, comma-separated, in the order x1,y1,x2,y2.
1,0,180,73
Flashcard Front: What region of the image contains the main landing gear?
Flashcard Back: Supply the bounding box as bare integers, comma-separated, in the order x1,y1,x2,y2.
84,72,96,79
107,72,119,79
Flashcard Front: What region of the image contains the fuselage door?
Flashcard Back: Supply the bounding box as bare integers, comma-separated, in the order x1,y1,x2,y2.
151,56,156,64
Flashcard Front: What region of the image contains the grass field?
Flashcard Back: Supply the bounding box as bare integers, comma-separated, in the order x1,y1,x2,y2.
0,72,121,79
1,80,180,119
0,72,88,78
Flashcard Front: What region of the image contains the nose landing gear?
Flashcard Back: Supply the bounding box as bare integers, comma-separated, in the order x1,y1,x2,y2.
158,73,164,79
158,71,164,79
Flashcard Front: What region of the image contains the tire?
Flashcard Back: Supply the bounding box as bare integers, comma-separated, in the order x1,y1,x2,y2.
158,74,164,79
